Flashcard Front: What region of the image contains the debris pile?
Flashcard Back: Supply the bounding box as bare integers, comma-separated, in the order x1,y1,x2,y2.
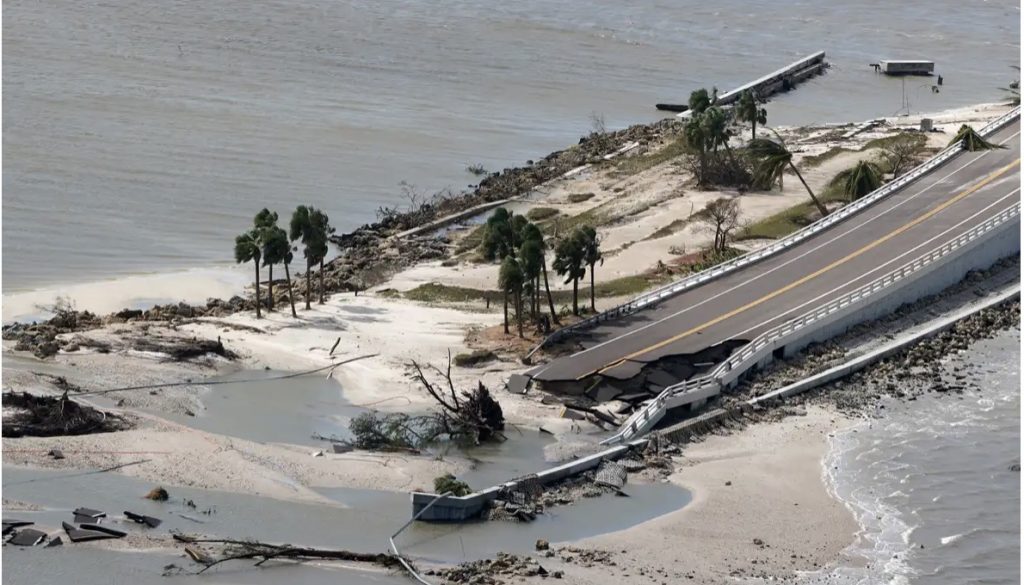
2,392,131,437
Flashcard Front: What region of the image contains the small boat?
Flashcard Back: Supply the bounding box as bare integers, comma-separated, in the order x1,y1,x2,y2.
655,103,689,113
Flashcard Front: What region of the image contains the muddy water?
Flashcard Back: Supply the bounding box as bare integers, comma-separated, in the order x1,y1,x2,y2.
3,464,688,582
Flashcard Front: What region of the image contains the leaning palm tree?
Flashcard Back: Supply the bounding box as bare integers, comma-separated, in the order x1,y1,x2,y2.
832,160,883,201
747,134,829,217
576,226,603,313
234,229,263,319
736,90,767,140
948,124,1005,152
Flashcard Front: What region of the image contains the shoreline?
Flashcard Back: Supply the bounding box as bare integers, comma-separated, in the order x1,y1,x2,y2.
2,101,1013,325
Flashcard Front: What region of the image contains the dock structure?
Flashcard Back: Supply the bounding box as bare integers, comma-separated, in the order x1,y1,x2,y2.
872,60,935,76
659,51,828,116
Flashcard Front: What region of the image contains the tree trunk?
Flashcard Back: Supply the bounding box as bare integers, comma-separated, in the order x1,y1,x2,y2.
318,257,325,304
284,263,298,318
541,256,560,326
515,290,524,338
267,264,274,311
751,119,756,141
503,289,509,334
253,259,262,319
589,263,596,312
572,277,579,316
789,162,829,217
305,262,312,310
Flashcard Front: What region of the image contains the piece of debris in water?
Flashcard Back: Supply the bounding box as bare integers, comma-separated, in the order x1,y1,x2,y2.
62,522,124,543
2,520,34,536
73,507,106,519
8,528,48,547
145,487,169,501
124,511,162,528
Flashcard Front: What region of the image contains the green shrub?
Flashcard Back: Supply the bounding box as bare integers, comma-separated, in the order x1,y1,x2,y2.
434,473,472,496
526,207,559,221
453,349,497,367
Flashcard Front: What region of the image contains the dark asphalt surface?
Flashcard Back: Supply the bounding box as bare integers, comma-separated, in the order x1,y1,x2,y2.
532,119,1021,382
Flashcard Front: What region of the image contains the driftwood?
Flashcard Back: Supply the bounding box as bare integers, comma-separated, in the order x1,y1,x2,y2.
171,534,402,574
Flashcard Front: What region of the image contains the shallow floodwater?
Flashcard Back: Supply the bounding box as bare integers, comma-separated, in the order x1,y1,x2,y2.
3,0,1019,305
161,369,367,445
2,464,688,582
794,329,1021,585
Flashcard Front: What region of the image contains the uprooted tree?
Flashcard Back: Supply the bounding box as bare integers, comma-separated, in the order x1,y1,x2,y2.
348,352,505,450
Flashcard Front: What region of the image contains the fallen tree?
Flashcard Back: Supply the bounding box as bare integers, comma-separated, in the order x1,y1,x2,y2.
171,534,402,574
2,392,131,437
348,352,506,450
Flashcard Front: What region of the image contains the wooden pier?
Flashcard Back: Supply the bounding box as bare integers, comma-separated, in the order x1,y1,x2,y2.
657,51,828,115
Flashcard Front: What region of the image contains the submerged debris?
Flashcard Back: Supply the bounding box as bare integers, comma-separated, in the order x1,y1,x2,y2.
2,392,131,438
144,487,170,501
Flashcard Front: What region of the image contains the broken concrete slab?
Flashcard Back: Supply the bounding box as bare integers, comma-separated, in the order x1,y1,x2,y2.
8,528,47,547
79,524,128,538
45,536,63,547
2,521,34,535
506,374,531,395
594,461,627,490
62,522,121,543
72,507,105,519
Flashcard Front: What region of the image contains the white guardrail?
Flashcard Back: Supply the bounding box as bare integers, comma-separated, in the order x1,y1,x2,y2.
526,106,1021,361
602,201,1021,444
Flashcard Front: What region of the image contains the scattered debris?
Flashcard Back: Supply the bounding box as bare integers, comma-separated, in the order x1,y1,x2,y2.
47,448,65,460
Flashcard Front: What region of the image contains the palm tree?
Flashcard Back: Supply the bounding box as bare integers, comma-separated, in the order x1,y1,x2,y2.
522,223,560,327
736,90,767,140
519,238,543,320
254,209,279,310
948,124,1005,152
264,226,297,318
234,229,262,319
688,87,715,116
832,160,883,201
701,106,740,168
309,208,334,304
289,206,318,310
481,208,528,261
748,135,830,217
575,227,602,313
498,255,525,337
553,234,586,316
685,115,710,186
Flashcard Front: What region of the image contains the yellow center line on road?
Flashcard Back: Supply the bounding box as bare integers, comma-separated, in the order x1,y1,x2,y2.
586,158,1021,379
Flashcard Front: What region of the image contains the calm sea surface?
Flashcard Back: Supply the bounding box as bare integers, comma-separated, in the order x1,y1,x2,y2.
3,0,1020,298
809,329,1021,585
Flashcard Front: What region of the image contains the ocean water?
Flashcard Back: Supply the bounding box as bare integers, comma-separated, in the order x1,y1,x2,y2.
813,328,1021,585
2,0,1020,307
